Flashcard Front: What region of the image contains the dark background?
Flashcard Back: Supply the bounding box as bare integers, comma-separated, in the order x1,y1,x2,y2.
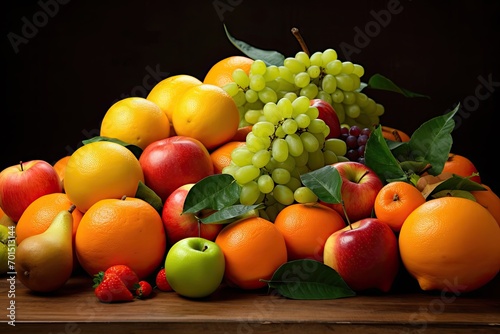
2,0,499,193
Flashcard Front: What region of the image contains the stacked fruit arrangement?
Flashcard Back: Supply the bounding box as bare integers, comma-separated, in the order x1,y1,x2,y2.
1,30,499,303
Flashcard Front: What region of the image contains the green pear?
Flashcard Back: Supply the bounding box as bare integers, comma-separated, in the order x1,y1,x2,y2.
15,205,75,292
0,224,15,275
0,214,16,228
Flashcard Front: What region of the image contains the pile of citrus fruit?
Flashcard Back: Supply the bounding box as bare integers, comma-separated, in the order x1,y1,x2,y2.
1,53,499,300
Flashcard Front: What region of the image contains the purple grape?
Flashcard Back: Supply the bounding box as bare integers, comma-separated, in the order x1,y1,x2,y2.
357,157,366,164
345,135,358,149
346,149,360,161
358,145,365,157
349,125,361,137
357,134,369,146
360,127,371,136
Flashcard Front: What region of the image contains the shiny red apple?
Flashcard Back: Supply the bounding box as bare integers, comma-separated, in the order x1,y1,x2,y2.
322,161,383,223
161,183,224,246
0,160,62,222
139,136,214,202
323,218,400,293
311,99,341,139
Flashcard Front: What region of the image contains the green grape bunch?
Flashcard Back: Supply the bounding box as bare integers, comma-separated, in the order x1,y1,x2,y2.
222,48,385,131
221,94,349,222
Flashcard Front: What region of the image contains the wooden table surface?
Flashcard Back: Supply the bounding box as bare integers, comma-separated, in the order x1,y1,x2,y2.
1,273,499,334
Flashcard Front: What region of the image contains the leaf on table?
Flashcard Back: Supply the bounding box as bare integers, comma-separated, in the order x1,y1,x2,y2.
135,181,163,214
367,74,430,98
223,24,285,66
182,174,241,214
300,165,342,204
261,259,356,300
82,136,143,160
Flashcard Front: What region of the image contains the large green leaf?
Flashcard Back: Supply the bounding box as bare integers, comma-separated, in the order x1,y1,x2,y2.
364,126,407,183
406,105,459,175
367,74,430,98
262,259,356,300
182,174,240,214
300,165,342,204
223,24,285,66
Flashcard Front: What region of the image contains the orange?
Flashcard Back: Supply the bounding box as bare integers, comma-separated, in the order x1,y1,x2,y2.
53,155,70,187
146,74,202,124
381,125,411,142
100,97,170,150
75,197,166,279
374,181,426,233
470,184,500,227
441,153,481,184
274,203,346,262
215,216,287,290
399,197,500,293
64,141,144,213
231,125,253,142
210,141,246,174
203,56,254,87
172,84,240,150
16,192,83,245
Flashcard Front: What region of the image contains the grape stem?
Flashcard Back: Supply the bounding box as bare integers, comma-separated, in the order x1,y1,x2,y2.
291,27,310,56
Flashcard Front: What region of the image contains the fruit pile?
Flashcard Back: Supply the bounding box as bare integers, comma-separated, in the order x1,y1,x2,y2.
1,38,499,303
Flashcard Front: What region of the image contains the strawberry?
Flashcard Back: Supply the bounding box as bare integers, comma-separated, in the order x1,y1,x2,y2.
104,264,139,290
135,281,153,299
94,272,134,303
155,268,173,292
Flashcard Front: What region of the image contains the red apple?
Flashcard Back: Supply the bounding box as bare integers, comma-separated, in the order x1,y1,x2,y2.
311,99,341,139
322,161,383,223
0,160,62,222
139,136,214,202
161,184,224,246
323,218,400,292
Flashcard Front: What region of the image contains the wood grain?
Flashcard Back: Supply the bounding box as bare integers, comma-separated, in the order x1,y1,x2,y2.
1,274,499,333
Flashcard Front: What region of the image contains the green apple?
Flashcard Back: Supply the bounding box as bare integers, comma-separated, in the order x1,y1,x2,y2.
165,237,225,298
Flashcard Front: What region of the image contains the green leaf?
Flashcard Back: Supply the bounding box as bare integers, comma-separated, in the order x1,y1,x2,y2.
300,165,342,204
135,181,163,214
406,105,459,175
365,126,408,183
82,136,143,160
432,189,477,201
223,24,285,66
261,259,356,300
200,204,262,224
429,174,486,196
182,174,241,214
367,74,430,98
